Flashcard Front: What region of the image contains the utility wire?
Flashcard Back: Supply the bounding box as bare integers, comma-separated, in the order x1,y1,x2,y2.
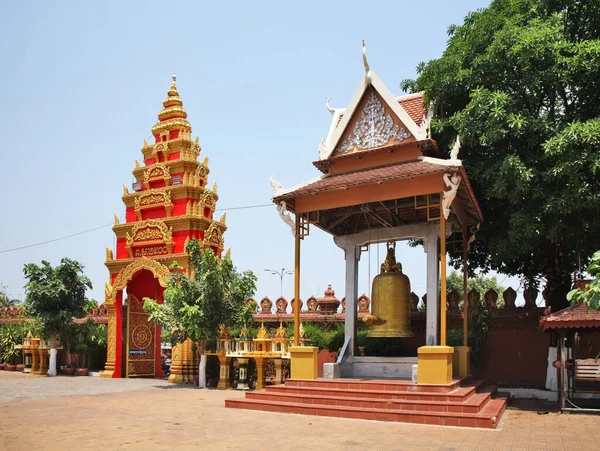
0,203,274,254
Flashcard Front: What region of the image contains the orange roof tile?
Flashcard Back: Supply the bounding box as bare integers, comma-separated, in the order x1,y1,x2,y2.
398,94,426,126
541,303,600,330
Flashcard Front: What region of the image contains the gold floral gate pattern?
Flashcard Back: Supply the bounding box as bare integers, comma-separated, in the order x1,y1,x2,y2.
126,294,155,377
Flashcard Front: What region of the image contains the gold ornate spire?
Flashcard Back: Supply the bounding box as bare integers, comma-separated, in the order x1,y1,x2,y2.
256,322,269,339
275,321,287,339
151,74,192,138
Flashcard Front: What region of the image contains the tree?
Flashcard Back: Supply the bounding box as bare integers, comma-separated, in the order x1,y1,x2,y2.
23,258,92,376
567,250,600,310
143,240,257,388
402,0,600,313
0,284,20,307
446,271,505,307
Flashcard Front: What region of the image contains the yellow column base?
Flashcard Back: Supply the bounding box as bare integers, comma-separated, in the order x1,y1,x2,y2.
100,370,115,378
452,346,471,378
290,346,318,380
417,346,454,385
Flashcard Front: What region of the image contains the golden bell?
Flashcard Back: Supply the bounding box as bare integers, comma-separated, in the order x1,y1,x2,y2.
363,242,413,338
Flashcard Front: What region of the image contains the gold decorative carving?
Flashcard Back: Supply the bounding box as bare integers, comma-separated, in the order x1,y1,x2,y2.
135,159,140,169
106,247,114,261
225,248,231,259
125,219,174,258
194,162,209,186
205,222,225,250
186,201,191,216
108,257,171,303
134,188,173,220
104,282,113,304
219,212,226,225
114,213,120,225
201,190,216,213
212,182,218,194
143,163,170,188
123,184,129,195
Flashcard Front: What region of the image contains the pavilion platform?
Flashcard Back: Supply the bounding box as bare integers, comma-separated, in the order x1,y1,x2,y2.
226,377,508,428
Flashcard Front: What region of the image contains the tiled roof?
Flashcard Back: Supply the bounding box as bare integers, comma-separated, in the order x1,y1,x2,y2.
540,302,600,330
398,93,426,126
275,159,459,201
333,93,426,133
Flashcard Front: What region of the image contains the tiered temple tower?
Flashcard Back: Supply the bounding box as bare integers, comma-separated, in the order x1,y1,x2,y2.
102,76,227,379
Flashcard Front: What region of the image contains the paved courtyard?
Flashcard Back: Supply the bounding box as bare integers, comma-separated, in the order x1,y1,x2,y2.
1,371,599,450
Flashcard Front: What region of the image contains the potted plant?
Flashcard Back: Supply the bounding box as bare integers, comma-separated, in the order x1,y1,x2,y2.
0,324,22,371
60,364,76,375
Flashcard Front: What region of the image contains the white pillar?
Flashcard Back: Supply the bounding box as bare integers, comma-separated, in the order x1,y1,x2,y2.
344,245,359,357
425,228,439,346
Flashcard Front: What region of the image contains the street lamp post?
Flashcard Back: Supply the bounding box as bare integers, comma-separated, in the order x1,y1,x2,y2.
264,268,294,299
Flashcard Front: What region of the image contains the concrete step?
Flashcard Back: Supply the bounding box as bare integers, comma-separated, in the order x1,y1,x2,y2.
263,380,484,403
246,387,493,414
225,392,507,429
283,377,465,393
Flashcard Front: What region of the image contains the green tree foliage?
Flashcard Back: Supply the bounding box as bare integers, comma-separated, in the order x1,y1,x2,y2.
402,0,600,312
23,259,92,345
567,250,600,310
143,240,257,350
446,271,505,307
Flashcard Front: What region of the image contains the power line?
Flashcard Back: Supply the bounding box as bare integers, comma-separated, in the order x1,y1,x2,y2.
0,223,112,254
0,203,274,254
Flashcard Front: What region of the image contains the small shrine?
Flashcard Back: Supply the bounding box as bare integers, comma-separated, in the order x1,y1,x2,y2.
102,75,228,381
205,322,291,390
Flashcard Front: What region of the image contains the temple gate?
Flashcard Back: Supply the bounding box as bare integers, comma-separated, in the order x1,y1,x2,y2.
101,76,228,380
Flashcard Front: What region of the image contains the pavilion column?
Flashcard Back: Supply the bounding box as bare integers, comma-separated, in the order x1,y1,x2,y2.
425,228,439,346
453,225,471,377
344,244,359,358
289,214,318,380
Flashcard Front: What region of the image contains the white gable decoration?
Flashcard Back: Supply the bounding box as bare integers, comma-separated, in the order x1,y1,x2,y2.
336,91,411,153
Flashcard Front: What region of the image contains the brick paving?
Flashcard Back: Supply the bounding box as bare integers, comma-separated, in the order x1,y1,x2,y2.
1,371,600,450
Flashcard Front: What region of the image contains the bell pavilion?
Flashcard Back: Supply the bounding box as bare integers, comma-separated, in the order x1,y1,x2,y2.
227,43,507,428
102,76,227,380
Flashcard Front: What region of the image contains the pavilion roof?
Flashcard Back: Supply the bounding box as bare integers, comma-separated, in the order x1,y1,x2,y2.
540,302,600,331
276,158,460,200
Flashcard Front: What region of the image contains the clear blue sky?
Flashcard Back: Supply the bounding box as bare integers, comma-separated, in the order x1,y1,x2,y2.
0,0,528,306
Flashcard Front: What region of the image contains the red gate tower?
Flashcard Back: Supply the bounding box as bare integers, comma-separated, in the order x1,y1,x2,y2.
102,76,227,378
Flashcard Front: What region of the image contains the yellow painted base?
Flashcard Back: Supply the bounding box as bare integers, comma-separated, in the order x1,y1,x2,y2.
417,346,454,385
453,346,471,378
100,370,115,378
290,346,318,380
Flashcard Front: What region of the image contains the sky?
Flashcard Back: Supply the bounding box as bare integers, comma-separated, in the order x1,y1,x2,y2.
0,0,530,307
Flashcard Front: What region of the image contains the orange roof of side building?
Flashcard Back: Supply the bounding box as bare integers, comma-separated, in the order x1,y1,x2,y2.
541,303,600,331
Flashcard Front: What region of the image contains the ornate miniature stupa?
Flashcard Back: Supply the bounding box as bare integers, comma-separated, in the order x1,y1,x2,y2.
102,75,228,379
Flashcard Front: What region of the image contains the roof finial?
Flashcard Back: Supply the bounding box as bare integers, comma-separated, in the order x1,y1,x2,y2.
325,95,335,114
362,40,371,83
172,73,176,84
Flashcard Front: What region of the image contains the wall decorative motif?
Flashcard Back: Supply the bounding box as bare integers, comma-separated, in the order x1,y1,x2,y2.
336,91,410,153
134,188,173,220
126,220,174,258
143,163,170,188
205,222,225,251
